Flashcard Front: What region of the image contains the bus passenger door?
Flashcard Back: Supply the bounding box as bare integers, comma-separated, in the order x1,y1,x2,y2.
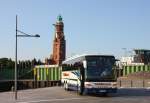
78,64,85,95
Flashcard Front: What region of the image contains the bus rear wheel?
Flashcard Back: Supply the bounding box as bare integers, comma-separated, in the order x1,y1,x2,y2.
64,82,69,91
63,82,66,90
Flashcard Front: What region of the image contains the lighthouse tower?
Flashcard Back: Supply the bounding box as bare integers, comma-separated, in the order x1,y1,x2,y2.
45,15,66,65
52,15,66,64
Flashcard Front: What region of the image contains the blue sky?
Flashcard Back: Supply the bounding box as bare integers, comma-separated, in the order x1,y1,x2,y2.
0,0,150,61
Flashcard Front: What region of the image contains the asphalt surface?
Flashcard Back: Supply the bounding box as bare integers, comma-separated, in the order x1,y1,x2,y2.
0,87,150,103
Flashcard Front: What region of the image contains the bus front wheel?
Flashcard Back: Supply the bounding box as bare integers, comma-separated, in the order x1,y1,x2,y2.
78,86,84,95
64,82,69,91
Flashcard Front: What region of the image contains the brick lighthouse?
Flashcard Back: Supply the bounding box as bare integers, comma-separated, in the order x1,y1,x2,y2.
45,15,66,65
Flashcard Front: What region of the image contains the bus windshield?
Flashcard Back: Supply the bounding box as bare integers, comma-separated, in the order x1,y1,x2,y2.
85,56,115,81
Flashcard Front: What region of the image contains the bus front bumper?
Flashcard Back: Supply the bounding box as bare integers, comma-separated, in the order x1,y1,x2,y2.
84,88,117,94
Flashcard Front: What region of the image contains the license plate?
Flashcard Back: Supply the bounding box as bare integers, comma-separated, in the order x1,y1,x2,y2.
99,90,106,92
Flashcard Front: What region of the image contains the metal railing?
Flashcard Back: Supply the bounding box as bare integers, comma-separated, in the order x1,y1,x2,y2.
118,79,150,88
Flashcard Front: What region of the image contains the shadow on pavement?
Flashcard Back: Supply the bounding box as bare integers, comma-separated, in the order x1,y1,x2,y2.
111,88,150,97
83,88,150,97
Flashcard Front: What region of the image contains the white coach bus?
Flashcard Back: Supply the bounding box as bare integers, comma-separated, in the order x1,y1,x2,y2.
61,54,117,95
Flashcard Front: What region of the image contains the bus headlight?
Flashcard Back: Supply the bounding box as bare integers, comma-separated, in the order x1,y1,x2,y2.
85,82,94,88
111,82,117,87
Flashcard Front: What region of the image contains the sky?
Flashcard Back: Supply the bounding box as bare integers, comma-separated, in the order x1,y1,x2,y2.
0,0,150,61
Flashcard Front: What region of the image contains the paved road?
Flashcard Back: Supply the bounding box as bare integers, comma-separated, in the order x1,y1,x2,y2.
0,87,150,103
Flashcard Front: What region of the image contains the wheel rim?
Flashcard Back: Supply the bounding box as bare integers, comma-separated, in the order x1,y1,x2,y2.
64,83,66,89
66,83,68,89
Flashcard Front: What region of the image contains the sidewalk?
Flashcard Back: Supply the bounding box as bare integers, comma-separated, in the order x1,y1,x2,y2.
0,91,15,103
0,88,53,103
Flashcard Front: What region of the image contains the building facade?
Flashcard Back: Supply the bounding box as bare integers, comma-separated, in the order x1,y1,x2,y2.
120,49,150,66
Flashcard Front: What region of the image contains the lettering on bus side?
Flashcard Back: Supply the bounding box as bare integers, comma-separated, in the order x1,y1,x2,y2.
63,73,69,76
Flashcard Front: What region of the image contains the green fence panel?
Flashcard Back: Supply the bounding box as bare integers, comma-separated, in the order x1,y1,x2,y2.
55,67,57,80
38,68,39,80
34,65,72,81
57,67,59,80
123,66,126,76
39,68,41,80
57,67,60,80
53,67,55,80
43,68,45,80
41,68,44,80
141,66,144,71
54,67,56,80
138,66,141,72
50,68,52,80
40,68,43,80
51,68,53,80
133,66,136,73
148,66,150,71
40,68,42,80
135,66,138,72
37,68,40,80
143,65,145,71
44,68,46,80
126,66,127,75
49,68,51,80
145,65,148,71
46,68,48,80
130,66,132,74
42,68,44,80
127,66,130,75
131,66,134,74
122,65,150,76
39,68,40,80
53,68,55,80
59,67,61,80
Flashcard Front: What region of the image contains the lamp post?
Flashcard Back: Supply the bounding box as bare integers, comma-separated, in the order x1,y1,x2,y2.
15,15,40,100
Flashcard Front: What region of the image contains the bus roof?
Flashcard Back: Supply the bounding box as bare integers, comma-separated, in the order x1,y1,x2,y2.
63,54,114,64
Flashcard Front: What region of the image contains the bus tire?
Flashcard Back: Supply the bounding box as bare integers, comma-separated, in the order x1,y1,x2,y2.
65,82,69,91
63,82,66,90
78,86,84,95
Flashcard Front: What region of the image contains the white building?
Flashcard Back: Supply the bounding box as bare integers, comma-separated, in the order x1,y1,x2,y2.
120,56,144,66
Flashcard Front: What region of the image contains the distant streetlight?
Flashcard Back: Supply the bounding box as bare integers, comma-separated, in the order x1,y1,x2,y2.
15,15,40,100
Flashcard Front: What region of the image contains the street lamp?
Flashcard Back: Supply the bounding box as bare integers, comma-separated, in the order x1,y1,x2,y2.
15,15,40,100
